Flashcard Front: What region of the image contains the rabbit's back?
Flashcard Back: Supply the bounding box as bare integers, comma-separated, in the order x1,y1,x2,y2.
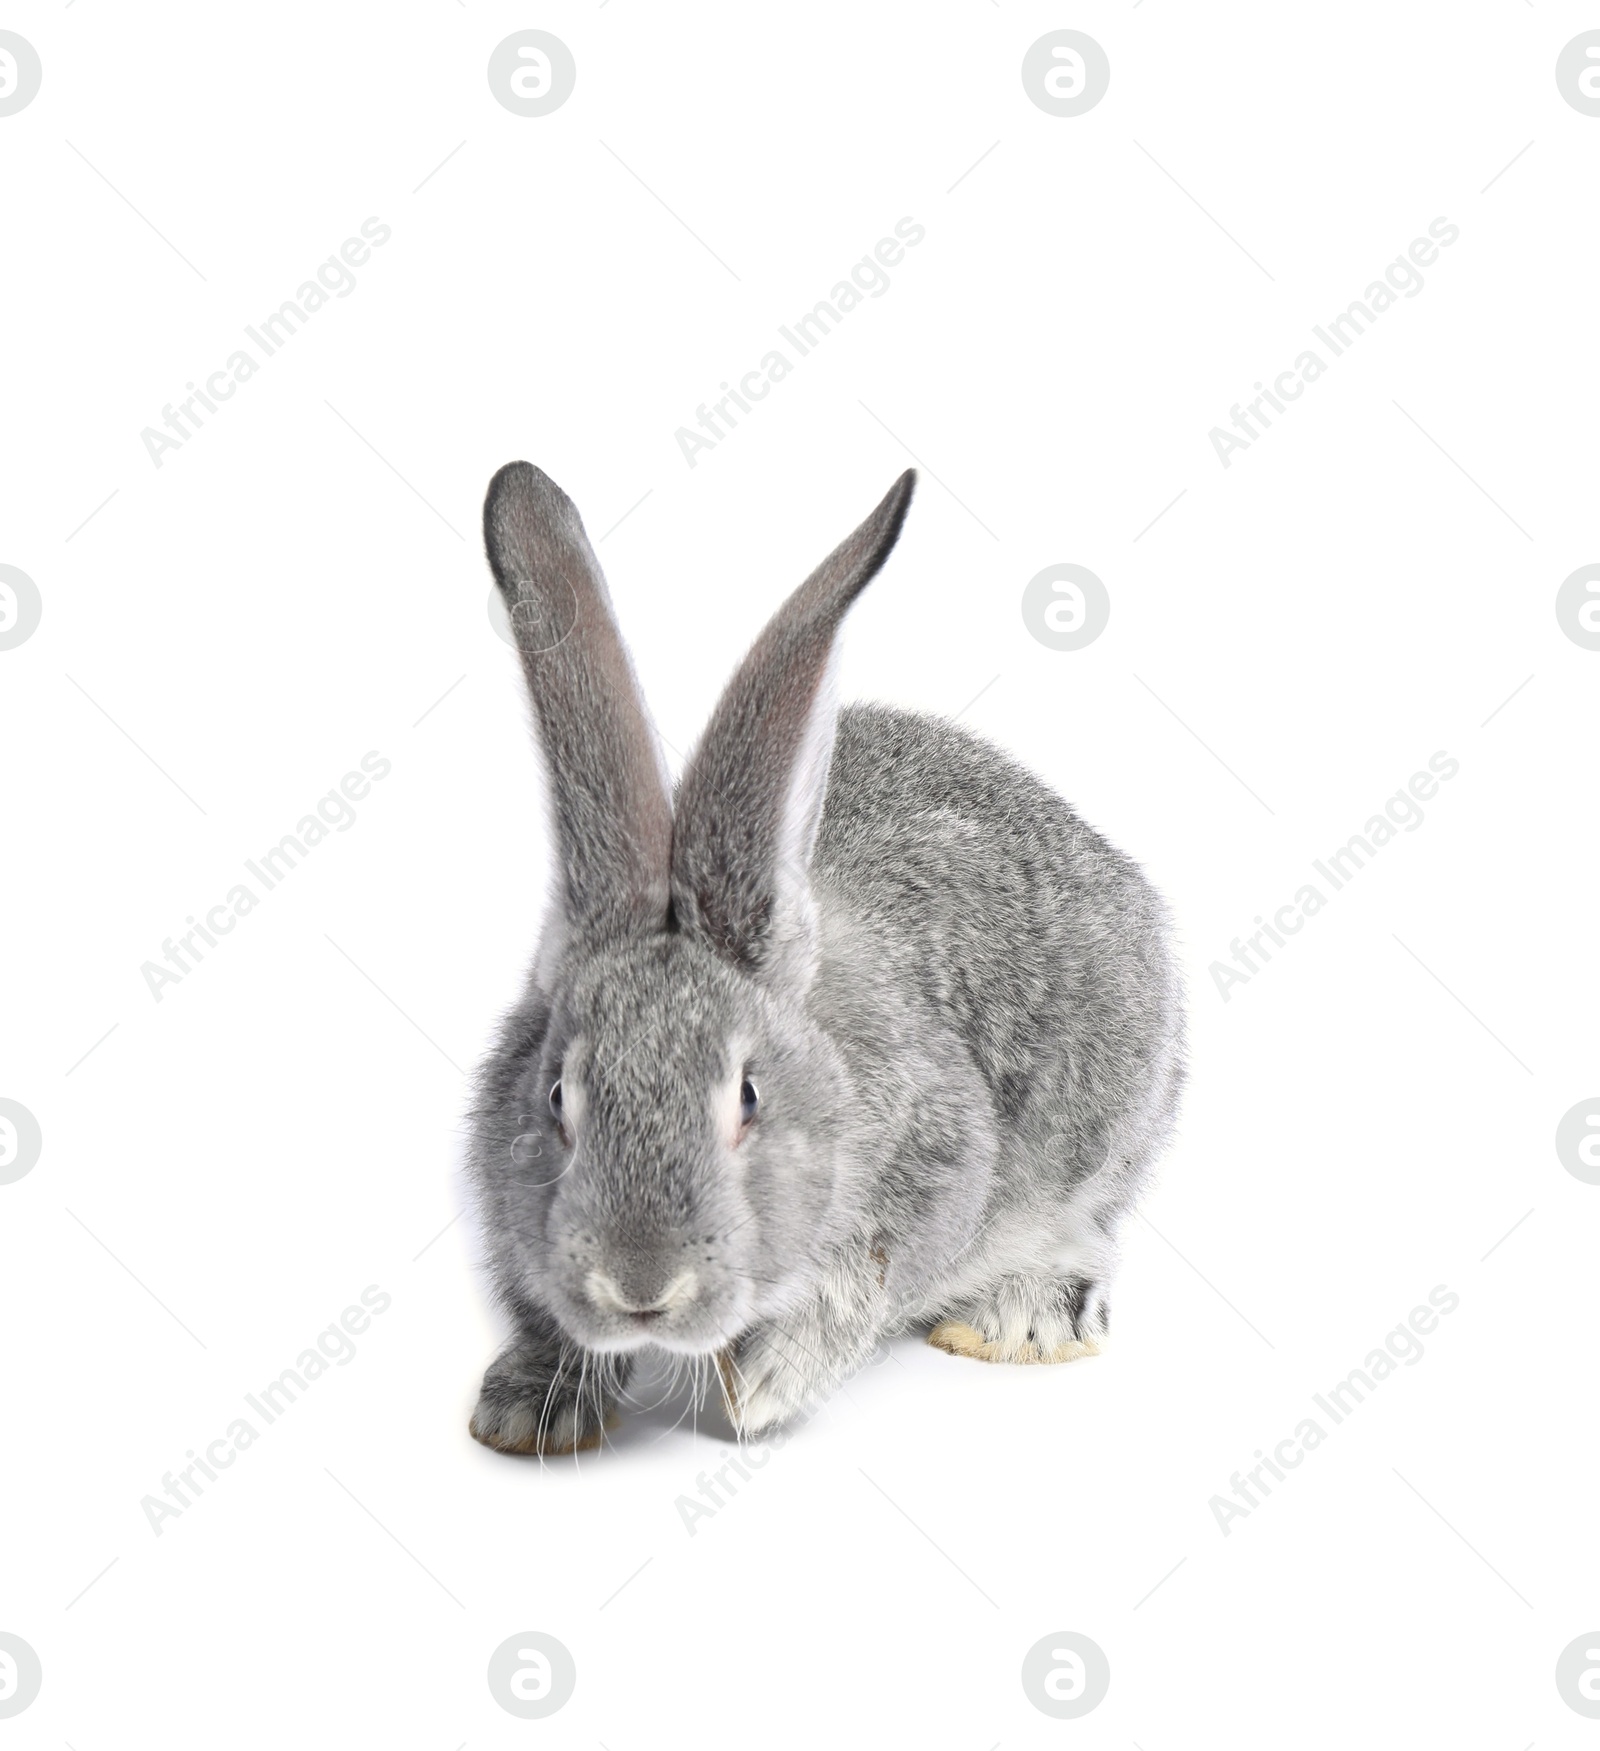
815,704,1183,1177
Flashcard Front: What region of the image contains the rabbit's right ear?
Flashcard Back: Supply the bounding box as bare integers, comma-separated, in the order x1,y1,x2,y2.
483,463,673,939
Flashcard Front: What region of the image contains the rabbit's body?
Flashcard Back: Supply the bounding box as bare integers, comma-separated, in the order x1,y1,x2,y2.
466,464,1183,1454
724,703,1182,1423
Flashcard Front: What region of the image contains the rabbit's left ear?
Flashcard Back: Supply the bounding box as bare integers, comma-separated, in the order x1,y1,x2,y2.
671,471,915,979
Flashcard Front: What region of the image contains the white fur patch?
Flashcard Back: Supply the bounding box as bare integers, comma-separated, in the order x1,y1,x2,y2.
557,1036,588,1136
775,644,842,884
587,1267,699,1314
766,647,841,990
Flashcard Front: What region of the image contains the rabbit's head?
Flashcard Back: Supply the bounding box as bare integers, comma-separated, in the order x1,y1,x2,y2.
477,462,914,1357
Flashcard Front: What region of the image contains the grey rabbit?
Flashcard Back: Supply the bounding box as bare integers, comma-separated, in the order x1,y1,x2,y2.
467,462,1184,1453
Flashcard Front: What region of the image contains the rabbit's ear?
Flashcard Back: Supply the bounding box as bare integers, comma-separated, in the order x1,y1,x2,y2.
671,470,915,977
484,462,673,938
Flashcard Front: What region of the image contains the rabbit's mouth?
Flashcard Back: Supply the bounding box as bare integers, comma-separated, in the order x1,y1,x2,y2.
573,1313,748,1358
542,1264,752,1357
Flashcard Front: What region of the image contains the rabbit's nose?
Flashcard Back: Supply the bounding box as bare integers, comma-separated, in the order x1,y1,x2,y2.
586,1266,699,1318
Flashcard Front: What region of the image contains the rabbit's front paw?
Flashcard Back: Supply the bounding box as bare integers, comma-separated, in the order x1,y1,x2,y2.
716,1328,838,1436
469,1341,623,1456
929,1273,1107,1365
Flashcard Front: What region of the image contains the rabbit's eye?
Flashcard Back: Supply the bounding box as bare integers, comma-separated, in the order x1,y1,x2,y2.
739,1078,760,1126
549,1078,574,1147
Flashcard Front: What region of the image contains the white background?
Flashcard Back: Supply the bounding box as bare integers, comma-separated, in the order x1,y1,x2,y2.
4,3,1597,1745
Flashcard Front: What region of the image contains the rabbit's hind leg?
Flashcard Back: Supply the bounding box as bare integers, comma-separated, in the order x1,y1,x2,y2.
928,1273,1107,1365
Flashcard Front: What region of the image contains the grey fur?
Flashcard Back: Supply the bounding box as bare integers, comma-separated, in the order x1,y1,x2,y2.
467,464,1184,1452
